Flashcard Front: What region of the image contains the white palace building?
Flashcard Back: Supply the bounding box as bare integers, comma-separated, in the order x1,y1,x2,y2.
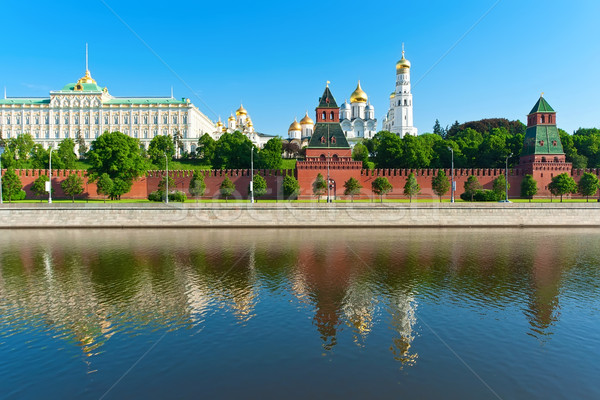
0,67,215,153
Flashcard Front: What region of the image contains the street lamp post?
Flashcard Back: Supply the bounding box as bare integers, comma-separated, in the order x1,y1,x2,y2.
505,153,513,202
48,145,52,204
448,147,454,203
327,152,331,203
0,146,4,204
165,153,169,204
250,147,254,204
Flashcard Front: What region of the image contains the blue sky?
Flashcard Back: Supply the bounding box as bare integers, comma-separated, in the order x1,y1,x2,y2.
1,0,598,136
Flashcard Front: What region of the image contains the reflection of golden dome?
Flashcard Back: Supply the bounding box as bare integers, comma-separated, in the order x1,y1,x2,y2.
390,92,396,99
396,51,411,72
350,81,368,103
236,104,247,115
288,118,301,132
77,70,97,84
300,112,314,125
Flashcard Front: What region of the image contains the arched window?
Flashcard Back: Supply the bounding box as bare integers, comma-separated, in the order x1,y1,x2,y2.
330,111,334,120
404,99,408,106
322,112,326,120
541,157,547,162
320,154,326,161
332,154,339,161
541,115,545,123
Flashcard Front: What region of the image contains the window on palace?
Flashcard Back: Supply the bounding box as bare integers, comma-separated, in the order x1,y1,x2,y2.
143,115,148,124
26,116,30,124
95,130,99,138
183,129,187,138
153,116,158,124
153,130,157,137
144,130,148,138
183,115,187,124
134,116,138,124
173,116,177,124
34,116,39,124
64,116,68,124
114,116,119,124
134,130,138,138
16,117,21,124
85,116,89,125
104,115,109,124
124,116,129,124
6,117,10,124
74,116,79,124
94,116,99,124
54,130,59,139
44,116,49,124
85,131,89,138
163,115,168,124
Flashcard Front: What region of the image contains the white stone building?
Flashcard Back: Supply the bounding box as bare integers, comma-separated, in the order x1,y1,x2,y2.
214,104,277,148
0,68,215,154
382,48,418,137
340,81,377,141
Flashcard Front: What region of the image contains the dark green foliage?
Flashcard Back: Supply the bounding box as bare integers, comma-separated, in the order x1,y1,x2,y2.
196,133,216,164
148,190,186,202
463,175,482,201
148,190,163,202
572,128,600,168
148,134,175,169
431,170,450,202
282,174,300,200
2,169,23,202
250,174,267,201
403,173,420,202
31,174,49,201
446,118,526,138
577,172,599,201
213,132,253,169
220,176,236,202
371,176,393,203
61,173,84,202
492,174,509,200
96,173,114,203
87,131,148,199
548,173,577,202
189,171,206,202
352,143,369,167
343,177,362,202
57,138,78,169
313,173,327,202
520,174,538,202
257,138,282,170
30,144,50,169
433,119,444,137
461,189,500,202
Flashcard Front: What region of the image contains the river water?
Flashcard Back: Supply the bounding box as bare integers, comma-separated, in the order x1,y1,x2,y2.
0,228,598,399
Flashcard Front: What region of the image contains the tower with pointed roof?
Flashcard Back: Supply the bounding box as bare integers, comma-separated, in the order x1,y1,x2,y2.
383,45,418,137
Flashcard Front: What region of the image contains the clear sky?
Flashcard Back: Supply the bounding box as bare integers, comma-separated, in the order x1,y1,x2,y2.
1,0,598,136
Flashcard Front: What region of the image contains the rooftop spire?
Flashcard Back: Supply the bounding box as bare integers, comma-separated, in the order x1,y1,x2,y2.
86,43,89,72
402,42,405,58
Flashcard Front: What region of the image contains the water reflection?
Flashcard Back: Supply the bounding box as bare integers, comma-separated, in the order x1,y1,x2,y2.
0,228,596,367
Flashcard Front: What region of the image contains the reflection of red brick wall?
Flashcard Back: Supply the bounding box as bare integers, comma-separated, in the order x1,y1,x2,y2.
7,166,600,201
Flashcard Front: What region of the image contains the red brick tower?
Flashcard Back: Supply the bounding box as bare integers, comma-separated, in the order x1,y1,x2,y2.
297,83,363,199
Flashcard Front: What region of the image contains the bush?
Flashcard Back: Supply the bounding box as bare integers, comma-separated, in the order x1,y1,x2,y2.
169,190,187,202
148,190,163,202
460,189,500,202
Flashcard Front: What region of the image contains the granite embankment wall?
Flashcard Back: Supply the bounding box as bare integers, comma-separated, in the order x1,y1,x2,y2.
1,203,600,228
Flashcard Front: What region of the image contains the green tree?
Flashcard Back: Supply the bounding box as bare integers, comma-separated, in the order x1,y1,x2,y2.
431,170,451,202
282,174,300,200
577,172,599,202
96,173,113,203
433,119,444,137
87,131,148,199
173,129,184,158
61,173,84,202
30,144,50,169
250,174,267,201
371,176,393,203
372,131,403,168
343,177,362,202
492,174,509,200
463,176,482,201
189,171,206,202
148,134,175,169
220,176,236,202
520,174,538,202
257,137,282,169
548,173,577,202
213,131,253,169
312,173,327,202
57,138,78,169
196,133,216,164
31,174,49,202
2,169,23,202
403,173,420,202
76,130,88,159
14,134,35,161
352,143,369,168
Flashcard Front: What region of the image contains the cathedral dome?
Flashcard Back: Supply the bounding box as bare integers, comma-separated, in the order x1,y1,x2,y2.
390,92,396,99
300,112,314,125
228,114,235,121
350,81,368,103
235,104,248,116
288,119,301,132
396,51,411,72
341,100,351,110
366,103,374,110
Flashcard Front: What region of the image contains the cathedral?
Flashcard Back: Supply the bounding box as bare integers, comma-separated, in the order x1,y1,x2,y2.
340,81,377,141
382,47,418,137
214,104,276,148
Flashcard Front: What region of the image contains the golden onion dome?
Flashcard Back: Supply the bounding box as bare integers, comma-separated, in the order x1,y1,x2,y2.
390,92,396,99
247,119,253,127
216,120,223,127
396,51,411,72
236,104,248,116
350,81,368,103
300,112,314,125
228,114,235,121
288,118,301,132
77,70,97,84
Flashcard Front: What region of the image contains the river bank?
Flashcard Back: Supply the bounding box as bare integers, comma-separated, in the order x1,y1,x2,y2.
1,203,600,228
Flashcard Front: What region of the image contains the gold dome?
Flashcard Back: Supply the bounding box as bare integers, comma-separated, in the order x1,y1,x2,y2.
396,50,411,72
390,92,396,99
228,114,235,121
236,104,248,116
300,112,314,125
350,81,368,103
288,118,301,132
247,119,253,127
77,70,97,84
216,120,223,127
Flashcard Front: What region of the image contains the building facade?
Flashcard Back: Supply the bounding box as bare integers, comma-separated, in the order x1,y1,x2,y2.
382,48,418,137
340,81,377,141
215,105,276,148
0,68,215,153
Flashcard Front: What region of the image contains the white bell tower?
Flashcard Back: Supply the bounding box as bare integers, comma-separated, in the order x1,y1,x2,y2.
383,44,418,137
